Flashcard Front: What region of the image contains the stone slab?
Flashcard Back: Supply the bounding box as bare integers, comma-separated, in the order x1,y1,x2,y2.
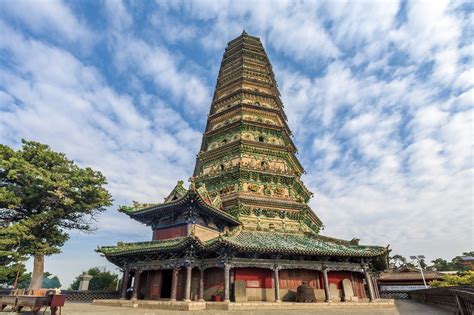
329,283,340,302
342,279,357,302
234,280,247,302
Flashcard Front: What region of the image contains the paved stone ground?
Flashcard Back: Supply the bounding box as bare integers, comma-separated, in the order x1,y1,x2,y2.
2,300,451,315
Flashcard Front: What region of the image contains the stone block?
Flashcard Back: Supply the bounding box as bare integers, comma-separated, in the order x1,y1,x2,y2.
329,283,340,302
234,280,247,302
342,279,354,302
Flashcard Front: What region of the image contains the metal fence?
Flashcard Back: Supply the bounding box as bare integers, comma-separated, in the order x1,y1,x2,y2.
409,285,474,315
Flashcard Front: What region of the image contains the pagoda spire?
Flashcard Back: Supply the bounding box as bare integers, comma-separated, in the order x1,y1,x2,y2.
193,33,321,233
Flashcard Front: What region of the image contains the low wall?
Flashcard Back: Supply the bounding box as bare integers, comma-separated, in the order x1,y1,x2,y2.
62,290,119,302
380,291,410,299
409,285,473,314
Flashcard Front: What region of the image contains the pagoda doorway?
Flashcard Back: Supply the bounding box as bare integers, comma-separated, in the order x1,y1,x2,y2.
160,270,172,299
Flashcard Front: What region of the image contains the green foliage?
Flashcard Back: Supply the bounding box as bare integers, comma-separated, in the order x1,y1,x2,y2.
430,271,474,287
0,140,113,286
13,272,61,289
0,262,27,287
42,275,61,288
430,251,473,271
69,267,118,291
389,252,473,272
389,254,416,269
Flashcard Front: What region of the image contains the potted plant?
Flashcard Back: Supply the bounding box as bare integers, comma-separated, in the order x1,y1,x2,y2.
211,287,223,301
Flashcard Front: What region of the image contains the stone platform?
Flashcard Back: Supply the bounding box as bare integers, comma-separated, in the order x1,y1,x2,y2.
92,299,395,311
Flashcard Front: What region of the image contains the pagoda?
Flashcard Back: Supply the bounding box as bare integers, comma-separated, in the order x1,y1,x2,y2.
97,32,388,303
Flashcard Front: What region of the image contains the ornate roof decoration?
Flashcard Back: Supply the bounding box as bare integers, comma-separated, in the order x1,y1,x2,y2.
118,180,240,226
164,180,187,203
97,230,388,258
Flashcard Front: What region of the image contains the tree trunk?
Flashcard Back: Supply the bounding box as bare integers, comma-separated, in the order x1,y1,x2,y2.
29,254,44,290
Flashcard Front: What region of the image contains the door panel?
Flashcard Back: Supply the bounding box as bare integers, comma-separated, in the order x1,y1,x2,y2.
149,271,162,299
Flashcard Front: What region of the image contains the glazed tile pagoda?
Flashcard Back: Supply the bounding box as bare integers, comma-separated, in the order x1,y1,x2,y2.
97,32,388,303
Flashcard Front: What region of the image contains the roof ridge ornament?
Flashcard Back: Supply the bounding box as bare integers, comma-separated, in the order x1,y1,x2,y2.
188,176,196,190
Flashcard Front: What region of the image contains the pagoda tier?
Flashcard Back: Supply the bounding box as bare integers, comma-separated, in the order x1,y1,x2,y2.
193,32,320,234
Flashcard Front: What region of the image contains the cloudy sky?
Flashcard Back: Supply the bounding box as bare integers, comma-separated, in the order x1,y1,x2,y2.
0,0,472,287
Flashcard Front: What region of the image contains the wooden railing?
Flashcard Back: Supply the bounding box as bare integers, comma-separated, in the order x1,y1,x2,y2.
409,285,473,315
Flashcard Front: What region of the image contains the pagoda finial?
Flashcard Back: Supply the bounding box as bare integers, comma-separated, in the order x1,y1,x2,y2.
242,29,247,35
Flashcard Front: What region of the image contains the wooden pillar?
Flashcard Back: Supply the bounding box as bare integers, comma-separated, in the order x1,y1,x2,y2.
120,268,130,299
170,267,179,301
274,267,281,302
224,264,231,302
323,268,331,302
131,269,141,301
184,265,192,302
199,268,205,301
372,275,380,299
364,269,375,302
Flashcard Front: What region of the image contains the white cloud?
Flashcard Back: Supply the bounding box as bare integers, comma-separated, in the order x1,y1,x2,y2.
149,13,197,43
0,0,94,44
0,22,200,210
104,0,212,115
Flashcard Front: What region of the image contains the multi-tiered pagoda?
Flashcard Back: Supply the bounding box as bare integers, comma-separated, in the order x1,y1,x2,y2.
97,32,388,303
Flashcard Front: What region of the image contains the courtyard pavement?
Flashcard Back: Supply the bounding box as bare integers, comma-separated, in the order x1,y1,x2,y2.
2,300,451,315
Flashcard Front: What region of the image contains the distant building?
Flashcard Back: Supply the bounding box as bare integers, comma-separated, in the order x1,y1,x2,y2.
97,32,389,303
461,256,474,270
378,266,443,293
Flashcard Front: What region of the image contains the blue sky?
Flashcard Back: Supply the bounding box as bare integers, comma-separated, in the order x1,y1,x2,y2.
0,0,472,287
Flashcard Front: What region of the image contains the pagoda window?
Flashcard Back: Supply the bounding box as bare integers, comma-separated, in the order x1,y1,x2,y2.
220,164,225,171
258,136,265,142
222,139,228,144
255,101,261,106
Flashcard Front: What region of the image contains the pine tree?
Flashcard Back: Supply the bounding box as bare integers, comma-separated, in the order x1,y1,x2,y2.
0,140,112,289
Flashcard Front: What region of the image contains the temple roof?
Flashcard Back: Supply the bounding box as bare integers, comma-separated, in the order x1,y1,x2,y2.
97,230,388,258
379,271,443,281
119,180,240,226
208,230,386,257
97,236,199,255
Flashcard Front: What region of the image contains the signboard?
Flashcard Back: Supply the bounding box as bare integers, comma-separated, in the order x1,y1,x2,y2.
380,285,426,292
246,280,260,288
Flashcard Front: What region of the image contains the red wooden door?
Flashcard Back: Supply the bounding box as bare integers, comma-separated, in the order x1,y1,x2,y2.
149,271,162,299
